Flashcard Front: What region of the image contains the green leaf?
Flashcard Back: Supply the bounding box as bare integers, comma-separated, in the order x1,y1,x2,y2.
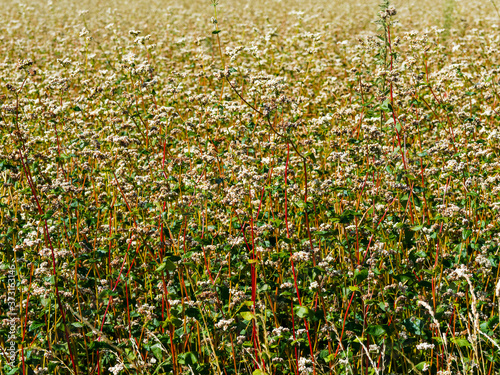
366,324,387,337
354,268,368,283
324,354,336,363
462,229,472,240
395,121,402,133
319,349,330,359
253,370,268,375
394,272,414,283
162,317,182,328
450,337,472,348
403,318,424,336
151,343,163,360
155,262,166,273
415,362,428,371
258,283,270,293
29,322,45,331
240,311,255,321
178,351,198,365
295,306,312,320
381,99,393,112
155,259,176,273
212,30,221,34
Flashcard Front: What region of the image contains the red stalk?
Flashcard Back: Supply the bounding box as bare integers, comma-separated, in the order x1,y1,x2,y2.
17,149,78,374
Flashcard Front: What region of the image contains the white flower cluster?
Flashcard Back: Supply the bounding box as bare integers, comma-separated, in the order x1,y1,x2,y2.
298,357,313,375
416,342,435,351
291,251,311,262
108,363,124,375
215,318,234,331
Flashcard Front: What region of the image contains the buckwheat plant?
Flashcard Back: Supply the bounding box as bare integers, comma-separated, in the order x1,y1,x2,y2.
2,0,500,374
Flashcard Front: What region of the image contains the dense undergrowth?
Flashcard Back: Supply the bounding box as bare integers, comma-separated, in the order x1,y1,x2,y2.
2,0,500,374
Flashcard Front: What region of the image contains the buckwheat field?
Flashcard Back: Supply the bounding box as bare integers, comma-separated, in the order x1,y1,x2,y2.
3,0,500,373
